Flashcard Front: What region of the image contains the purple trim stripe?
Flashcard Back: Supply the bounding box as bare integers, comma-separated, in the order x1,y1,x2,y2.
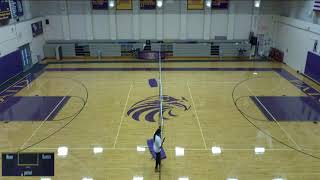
46,67,280,72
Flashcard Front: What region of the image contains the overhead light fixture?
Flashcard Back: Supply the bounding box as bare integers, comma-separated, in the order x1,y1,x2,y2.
93,147,103,154
272,178,285,180
254,0,260,8
178,177,189,180
254,147,265,154
133,176,143,180
157,0,163,8
211,146,222,155
253,72,258,75
57,146,68,157
227,178,238,180
137,146,146,152
109,0,115,8
175,147,184,156
206,0,212,8
82,177,93,180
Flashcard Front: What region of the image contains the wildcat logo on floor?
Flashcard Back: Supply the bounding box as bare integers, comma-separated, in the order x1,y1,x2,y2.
127,95,191,122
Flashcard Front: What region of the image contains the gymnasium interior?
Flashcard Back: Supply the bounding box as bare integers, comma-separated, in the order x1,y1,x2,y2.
0,0,320,179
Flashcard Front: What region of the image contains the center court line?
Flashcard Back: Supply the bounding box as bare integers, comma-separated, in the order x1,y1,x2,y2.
113,83,133,149
245,85,302,150
187,81,207,149
19,88,73,150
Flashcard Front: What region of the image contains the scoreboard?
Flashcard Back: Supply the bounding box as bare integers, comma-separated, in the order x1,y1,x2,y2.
2,153,54,176
31,21,43,37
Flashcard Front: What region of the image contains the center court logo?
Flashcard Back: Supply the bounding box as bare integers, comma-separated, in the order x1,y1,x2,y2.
127,95,191,122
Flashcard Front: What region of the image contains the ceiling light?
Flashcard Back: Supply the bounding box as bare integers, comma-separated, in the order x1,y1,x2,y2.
133,176,143,180
137,146,146,152
206,0,212,8
82,177,93,180
254,147,265,154
175,147,184,156
40,178,51,180
109,0,115,8
254,0,260,8
178,177,189,180
93,147,103,154
211,146,222,155
156,0,163,8
57,146,68,157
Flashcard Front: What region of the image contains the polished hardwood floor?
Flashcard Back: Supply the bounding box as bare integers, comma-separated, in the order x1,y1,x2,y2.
1,60,320,179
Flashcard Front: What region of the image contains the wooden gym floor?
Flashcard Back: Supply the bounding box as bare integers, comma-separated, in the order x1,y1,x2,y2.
1,59,320,179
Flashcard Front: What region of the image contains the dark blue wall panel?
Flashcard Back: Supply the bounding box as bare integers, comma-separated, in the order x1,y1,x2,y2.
0,50,23,85
304,51,320,83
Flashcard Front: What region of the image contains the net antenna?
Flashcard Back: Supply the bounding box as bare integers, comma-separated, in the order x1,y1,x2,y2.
158,45,164,138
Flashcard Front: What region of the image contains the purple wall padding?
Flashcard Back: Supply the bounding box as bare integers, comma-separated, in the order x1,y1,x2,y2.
0,50,23,85
304,51,320,83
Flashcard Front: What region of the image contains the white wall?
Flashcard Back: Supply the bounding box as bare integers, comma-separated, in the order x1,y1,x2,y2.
254,13,320,72
31,0,255,41
0,17,45,65
0,25,18,57
275,17,320,72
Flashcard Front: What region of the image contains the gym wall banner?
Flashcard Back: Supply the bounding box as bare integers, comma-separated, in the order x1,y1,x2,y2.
0,0,11,21
211,0,228,9
10,0,24,18
117,0,132,10
92,0,108,10
187,0,204,10
140,0,156,10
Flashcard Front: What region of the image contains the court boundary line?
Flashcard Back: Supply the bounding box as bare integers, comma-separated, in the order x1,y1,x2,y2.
28,147,294,151
19,88,73,150
113,83,133,149
246,85,302,150
187,81,207,149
